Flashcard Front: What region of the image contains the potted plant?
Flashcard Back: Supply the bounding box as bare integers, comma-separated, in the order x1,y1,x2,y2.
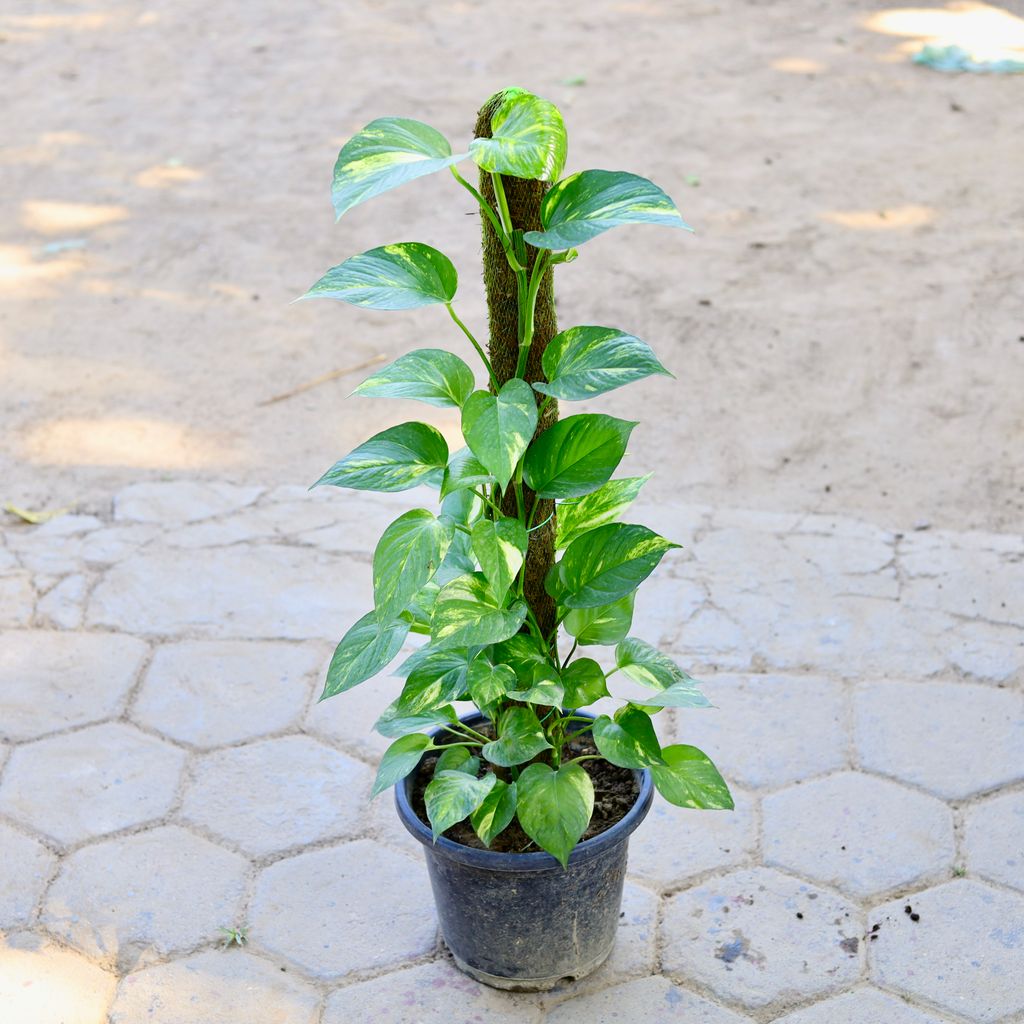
302,87,733,991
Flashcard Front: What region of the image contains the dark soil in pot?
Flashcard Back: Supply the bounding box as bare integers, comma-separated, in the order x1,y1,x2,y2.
410,731,640,853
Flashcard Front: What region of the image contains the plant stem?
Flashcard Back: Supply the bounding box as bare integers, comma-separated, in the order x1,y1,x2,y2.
446,303,498,388
515,252,550,378
568,754,604,765
451,166,523,271
446,722,491,744
561,640,578,670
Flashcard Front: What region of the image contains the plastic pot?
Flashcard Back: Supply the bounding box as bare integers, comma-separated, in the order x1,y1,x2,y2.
395,711,654,991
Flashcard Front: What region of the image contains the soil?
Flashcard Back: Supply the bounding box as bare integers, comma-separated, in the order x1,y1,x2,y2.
3,2,1024,532
411,731,640,854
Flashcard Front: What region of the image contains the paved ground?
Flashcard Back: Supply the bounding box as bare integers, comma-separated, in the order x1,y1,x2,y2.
0,479,1021,1023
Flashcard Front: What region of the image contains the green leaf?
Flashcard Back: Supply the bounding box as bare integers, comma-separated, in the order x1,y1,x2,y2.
397,647,478,713
534,326,671,402
374,703,456,739
431,573,528,648
490,634,551,679
524,169,691,250
461,380,538,489
424,770,497,839
434,746,479,775
556,476,650,549
469,90,567,182
507,664,565,707
516,762,594,867
321,612,410,699
353,349,475,409
467,660,517,713
313,422,448,492
441,447,494,499
303,242,457,310
405,582,439,633
373,510,454,622
629,681,712,709
651,745,734,809
616,637,699,690
561,658,609,707
471,517,528,603
564,593,635,646
523,414,635,499
332,118,466,219
482,706,552,767
371,734,430,797
471,778,517,847
592,707,666,768
559,524,679,609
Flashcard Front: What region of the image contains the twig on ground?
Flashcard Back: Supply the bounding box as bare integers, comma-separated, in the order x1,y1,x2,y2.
258,353,386,406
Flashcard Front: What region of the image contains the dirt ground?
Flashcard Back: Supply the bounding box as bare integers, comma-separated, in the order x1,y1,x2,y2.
2,0,1023,532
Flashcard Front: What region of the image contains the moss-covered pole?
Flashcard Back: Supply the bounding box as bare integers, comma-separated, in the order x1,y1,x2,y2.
474,93,559,642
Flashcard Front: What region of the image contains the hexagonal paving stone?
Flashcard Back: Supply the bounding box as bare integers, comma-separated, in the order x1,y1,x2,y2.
0,822,56,927
323,959,542,1024
114,480,263,523
870,880,1024,1022
763,772,954,899
133,640,321,747
110,949,320,1024
773,988,948,1024
43,825,248,967
305,664,400,761
0,631,147,741
0,722,185,845
854,681,1024,799
628,790,757,891
546,975,751,1024
0,933,116,1024
964,789,1024,891
672,674,847,789
181,735,373,857
662,867,862,1009
249,839,436,979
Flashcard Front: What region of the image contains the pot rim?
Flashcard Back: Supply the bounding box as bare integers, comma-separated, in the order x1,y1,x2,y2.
394,709,654,871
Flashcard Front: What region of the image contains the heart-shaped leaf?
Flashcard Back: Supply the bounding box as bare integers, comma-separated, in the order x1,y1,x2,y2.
556,476,650,549
524,170,691,250
561,658,609,707
431,573,528,648
615,637,698,690
534,326,671,401
466,660,517,713
461,380,538,488
424,770,497,839
516,762,594,867
592,707,667,768
374,703,457,739
303,242,457,309
441,447,494,499
629,681,712,709
559,523,679,609
471,778,517,847
651,745,733,809
396,647,479,714
332,118,467,219
482,706,552,767
434,746,480,775
469,89,567,182
313,421,448,492
523,414,636,499
354,349,475,409
563,593,636,646
373,509,454,622
321,612,410,699
471,517,528,603
507,664,564,707
371,734,430,797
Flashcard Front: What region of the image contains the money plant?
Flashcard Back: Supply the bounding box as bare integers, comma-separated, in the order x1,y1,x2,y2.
304,88,732,867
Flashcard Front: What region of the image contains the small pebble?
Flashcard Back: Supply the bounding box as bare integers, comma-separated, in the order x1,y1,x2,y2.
910,912,920,922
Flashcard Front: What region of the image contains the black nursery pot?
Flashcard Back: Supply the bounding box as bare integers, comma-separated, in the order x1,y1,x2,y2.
395,711,654,991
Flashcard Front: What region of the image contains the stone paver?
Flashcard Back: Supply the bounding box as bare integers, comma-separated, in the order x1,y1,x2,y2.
0,933,116,1024
305,660,399,760
43,826,248,968
0,822,56,928
763,772,954,899
114,481,264,524
870,880,1024,1023
323,959,542,1024
133,640,321,747
547,975,751,1024
36,573,89,629
627,790,757,891
662,867,862,1009
854,681,1024,799
964,789,1024,891
249,839,437,979
0,722,185,845
181,735,372,856
0,631,147,741
110,949,320,1024
773,988,949,1024
672,674,847,789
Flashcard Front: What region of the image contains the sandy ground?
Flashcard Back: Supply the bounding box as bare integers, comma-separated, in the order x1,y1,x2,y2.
2,0,1023,532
